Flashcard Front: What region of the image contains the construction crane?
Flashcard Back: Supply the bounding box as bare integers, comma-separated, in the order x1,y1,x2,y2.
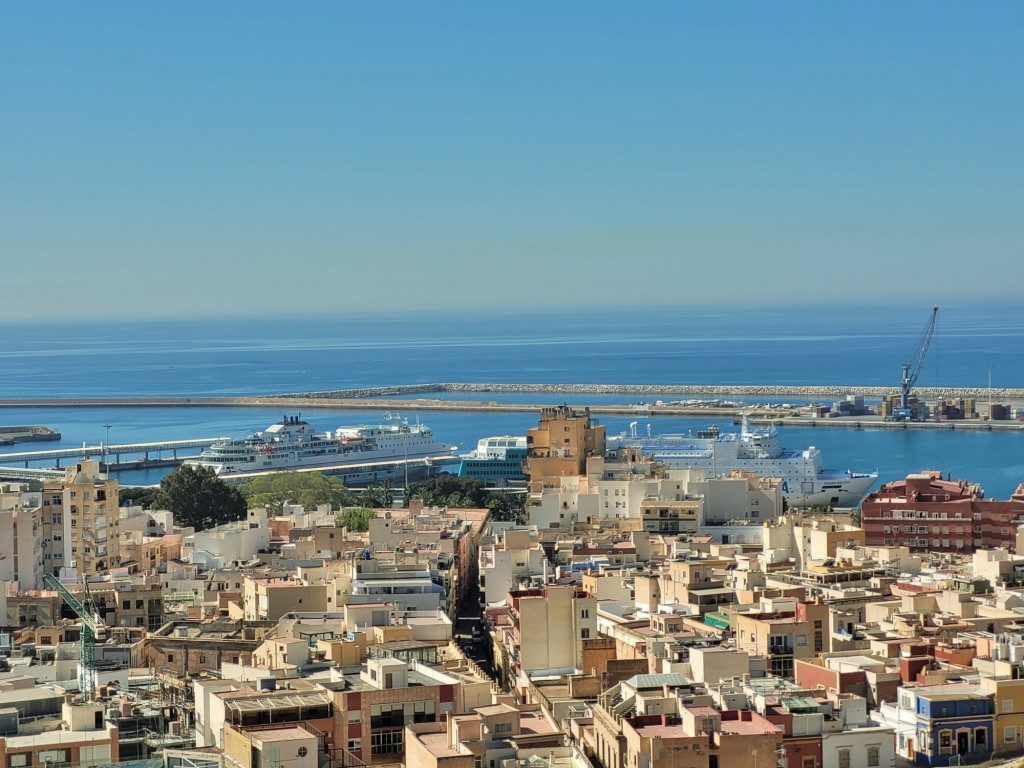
892,305,940,422
44,574,106,701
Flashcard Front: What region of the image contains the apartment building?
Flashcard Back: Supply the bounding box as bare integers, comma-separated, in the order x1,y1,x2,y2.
40,460,120,578
332,657,468,765
0,701,119,768
0,484,43,590
861,472,1024,554
501,585,597,695
478,527,547,609
524,406,606,494
733,597,829,679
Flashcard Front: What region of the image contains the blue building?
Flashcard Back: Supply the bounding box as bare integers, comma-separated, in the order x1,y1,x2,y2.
456,435,527,487
913,685,994,766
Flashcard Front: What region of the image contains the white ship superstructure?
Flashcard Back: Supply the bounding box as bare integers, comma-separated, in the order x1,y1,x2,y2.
183,415,457,484
608,417,877,507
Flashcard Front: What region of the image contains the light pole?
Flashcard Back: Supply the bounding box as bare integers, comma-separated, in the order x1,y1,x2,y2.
102,423,112,471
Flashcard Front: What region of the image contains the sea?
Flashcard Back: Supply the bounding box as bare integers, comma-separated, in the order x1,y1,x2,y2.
1,300,1022,496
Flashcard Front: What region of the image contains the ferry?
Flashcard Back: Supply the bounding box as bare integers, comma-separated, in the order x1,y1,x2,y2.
608,416,877,507
183,415,458,485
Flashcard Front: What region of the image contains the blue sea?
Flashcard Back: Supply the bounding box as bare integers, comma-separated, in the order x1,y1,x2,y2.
1,301,1022,496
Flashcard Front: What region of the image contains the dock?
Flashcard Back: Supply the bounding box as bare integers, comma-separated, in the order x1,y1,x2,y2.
0,425,61,446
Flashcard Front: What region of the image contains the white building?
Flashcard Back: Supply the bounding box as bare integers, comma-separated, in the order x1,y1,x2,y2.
0,484,43,590
478,526,548,608
183,508,270,568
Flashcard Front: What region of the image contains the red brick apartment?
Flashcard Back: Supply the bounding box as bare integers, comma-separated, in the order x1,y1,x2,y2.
861,471,1024,554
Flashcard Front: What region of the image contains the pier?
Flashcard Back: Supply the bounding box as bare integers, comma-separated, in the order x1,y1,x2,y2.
0,385,1021,434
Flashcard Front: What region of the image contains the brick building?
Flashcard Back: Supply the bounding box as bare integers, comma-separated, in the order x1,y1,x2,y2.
861,472,1024,554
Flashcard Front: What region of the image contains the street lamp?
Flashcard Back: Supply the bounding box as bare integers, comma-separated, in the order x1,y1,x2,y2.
102,423,112,471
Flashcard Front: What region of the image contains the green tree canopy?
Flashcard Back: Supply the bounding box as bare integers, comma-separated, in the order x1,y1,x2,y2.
485,491,527,524
119,486,160,510
405,474,489,508
361,480,395,509
337,507,376,532
241,471,356,514
151,465,247,531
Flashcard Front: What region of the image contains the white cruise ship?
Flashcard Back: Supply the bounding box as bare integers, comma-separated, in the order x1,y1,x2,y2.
183,415,457,484
607,417,877,507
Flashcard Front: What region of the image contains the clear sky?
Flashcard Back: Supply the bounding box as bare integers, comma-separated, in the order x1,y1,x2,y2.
1,3,1021,319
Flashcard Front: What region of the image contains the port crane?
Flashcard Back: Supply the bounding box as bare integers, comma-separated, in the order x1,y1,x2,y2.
44,574,106,701
892,305,939,422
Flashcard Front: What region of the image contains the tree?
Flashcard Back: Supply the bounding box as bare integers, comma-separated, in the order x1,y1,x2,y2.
337,507,375,532
241,471,356,514
405,474,489,508
485,491,527,524
151,465,247,531
361,480,395,509
119,486,160,509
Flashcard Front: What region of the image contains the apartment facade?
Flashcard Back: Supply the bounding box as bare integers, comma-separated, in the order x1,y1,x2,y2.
861,472,1024,554
524,406,606,494
40,461,120,578
0,484,43,590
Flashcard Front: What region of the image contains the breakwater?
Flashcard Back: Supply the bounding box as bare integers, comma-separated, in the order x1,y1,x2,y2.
274,383,1024,402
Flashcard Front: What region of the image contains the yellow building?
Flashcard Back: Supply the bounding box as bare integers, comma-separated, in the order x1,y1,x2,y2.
980,675,1024,756
732,597,829,678
41,460,120,578
525,406,606,493
223,723,322,768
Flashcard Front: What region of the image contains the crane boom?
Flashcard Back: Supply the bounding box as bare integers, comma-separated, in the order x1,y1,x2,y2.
44,574,104,701
896,305,939,418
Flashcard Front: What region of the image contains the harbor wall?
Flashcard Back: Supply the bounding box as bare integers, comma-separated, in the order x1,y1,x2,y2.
273,383,1024,402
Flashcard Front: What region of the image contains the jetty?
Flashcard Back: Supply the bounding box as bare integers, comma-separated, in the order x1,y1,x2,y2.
0,384,1021,433
0,425,61,446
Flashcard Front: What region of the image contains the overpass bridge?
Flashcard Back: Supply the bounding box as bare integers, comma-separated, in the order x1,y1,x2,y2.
0,466,66,481
0,438,226,469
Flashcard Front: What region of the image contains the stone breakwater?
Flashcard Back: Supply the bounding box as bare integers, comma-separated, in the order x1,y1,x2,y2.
276,383,1024,401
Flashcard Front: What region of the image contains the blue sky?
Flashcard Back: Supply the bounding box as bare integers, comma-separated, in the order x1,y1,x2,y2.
1,3,1021,319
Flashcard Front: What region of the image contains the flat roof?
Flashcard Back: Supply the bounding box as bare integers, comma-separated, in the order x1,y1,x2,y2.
252,728,317,743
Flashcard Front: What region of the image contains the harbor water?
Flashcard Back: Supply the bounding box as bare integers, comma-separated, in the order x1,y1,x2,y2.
1,301,1022,496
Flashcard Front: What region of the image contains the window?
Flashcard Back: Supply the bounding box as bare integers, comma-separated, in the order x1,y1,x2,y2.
581,609,590,618
813,620,822,629
297,747,308,758
9,754,28,767
867,745,879,767
939,730,952,753
1005,726,1017,744
838,748,850,768
347,740,361,753
370,729,403,755
167,654,174,663
581,629,590,639
802,758,815,768
494,722,512,734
